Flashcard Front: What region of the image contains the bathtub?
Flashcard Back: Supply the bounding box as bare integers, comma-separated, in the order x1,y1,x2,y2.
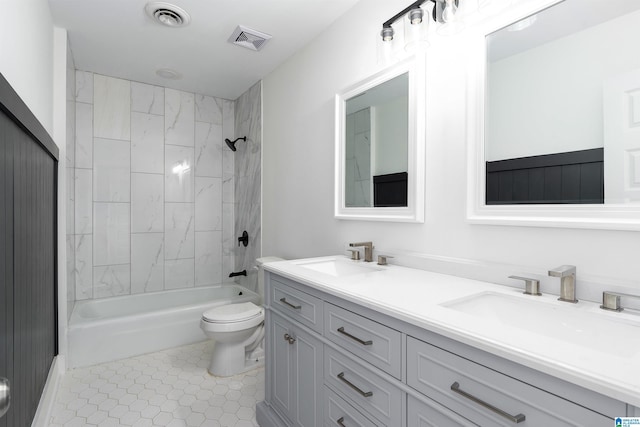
68,284,261,368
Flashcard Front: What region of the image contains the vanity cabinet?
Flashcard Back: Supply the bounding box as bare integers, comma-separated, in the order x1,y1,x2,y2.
257,272,626,427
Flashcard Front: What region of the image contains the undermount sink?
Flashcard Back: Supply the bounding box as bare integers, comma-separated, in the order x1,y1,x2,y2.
295,258,382,277
442,292,640,357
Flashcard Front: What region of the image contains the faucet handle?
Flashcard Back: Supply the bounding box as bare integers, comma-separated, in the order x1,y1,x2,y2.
377,255,393,266
601,292,623,312
600,291,640,312
348,249,361,261
508,275,541,296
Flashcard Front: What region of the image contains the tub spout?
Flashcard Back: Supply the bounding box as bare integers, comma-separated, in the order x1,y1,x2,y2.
229,270,247,278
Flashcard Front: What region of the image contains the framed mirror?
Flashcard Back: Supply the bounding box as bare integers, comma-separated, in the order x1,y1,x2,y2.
467,0,640,230
335,58,425,222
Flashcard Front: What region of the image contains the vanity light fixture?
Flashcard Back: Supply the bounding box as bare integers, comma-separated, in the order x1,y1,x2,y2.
380,0,463,48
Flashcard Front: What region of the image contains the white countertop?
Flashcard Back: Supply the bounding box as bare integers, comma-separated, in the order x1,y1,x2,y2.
264,255,640,408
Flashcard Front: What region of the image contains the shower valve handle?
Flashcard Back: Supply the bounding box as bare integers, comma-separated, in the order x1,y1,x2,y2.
238,231,249,247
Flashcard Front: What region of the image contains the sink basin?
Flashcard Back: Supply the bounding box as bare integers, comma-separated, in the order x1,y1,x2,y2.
295,258,382,277
442,292,640,357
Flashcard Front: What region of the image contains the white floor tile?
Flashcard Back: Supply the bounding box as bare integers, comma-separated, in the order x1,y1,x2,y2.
50,341,262,426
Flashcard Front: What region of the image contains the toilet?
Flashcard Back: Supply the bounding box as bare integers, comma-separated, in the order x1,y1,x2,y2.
200,256,283,377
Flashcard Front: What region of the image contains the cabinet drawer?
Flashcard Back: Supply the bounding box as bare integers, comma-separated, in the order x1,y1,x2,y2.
271,278,323,333
407,337,612,427
408,395,477,427
324,346,402,426
324,386,381,427
325,303,402,379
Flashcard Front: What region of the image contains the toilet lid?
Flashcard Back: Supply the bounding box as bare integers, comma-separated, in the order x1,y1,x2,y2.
202,302,263,323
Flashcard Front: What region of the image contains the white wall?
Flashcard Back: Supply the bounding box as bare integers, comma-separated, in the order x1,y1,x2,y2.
262,0,640,291
487,9,640,161
373,95,408,175
0,0,55,134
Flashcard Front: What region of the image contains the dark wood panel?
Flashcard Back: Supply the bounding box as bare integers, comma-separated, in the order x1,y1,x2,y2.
486,149,604,205
11,127,57,426
373,172,408,207
0,115,15,427
0,72,58,427
580,162,604,202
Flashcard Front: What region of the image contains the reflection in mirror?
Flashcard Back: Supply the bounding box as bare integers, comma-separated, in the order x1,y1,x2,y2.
335,58,425,223
485,0,640,205
345,73,408,208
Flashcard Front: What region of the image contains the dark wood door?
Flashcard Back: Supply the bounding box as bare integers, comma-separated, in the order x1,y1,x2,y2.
0,73,58,427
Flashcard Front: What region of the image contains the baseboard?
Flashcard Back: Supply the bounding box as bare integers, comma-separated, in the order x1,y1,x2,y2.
31,355,65,427
256,401,288,427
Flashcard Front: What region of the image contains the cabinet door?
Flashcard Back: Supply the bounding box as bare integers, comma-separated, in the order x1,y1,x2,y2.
270,312,294,422
290,322,323,427
269,311,324,427
408,395,477,427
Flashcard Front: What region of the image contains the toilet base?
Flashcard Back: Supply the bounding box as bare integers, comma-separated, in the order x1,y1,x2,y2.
207,342,264,377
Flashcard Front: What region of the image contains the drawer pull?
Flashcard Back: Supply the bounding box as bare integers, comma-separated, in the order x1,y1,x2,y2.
336,416,346,427
450,382,525,424
337,372,373,398
279,297,301,310
283,333,296,344
337,327,372,346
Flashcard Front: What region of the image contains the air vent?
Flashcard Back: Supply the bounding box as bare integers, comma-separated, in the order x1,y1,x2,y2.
228,25,272,51
145,2,191,27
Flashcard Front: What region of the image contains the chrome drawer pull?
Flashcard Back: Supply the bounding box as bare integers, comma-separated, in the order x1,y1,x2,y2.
337,327,372,346
337,372,373,398
279,297,301,310
283,333,296,344
451,382,525,424
336,416,346,427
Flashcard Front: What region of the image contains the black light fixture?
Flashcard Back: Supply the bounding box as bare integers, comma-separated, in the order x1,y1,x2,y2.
380,0,462,44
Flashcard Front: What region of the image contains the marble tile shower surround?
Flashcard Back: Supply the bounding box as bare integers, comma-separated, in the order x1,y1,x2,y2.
70,71,239,301
234,82,262,294
345,108,371,207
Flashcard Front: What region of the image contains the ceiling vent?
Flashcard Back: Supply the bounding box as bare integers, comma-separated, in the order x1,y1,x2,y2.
145,2,191,27
228,25,272,51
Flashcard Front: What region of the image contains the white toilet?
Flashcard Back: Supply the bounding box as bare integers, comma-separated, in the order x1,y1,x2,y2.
200,256,283,377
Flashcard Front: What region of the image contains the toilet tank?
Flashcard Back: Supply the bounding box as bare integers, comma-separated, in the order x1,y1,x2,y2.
256,257,284,301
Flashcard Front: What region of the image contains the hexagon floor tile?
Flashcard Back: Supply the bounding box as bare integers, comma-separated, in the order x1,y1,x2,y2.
49,341,263,427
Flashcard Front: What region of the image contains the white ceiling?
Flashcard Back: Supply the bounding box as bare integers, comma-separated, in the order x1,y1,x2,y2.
49,0,361,100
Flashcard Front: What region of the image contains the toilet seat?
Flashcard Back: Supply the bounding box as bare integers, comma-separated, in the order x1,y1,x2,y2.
201,302,264,333
202,302,263,323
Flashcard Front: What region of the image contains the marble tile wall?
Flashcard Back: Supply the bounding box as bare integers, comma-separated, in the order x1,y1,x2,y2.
70,71,236,300
234,82,262,293
345,108,371,207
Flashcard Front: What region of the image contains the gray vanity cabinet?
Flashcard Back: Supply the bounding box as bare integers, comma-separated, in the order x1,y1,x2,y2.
257,272,628,427
269,310,323,427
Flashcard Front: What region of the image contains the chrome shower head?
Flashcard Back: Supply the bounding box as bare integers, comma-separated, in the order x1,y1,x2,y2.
224,136,247,152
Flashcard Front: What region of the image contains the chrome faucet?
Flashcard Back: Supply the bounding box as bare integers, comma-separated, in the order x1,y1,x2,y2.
349,242,373,262
548,265,577,303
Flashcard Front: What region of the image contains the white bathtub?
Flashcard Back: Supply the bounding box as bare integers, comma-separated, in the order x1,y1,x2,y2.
68,284,261,368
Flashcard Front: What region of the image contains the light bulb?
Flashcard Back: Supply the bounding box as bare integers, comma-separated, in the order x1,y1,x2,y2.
381,26,394,42
442,0,457,23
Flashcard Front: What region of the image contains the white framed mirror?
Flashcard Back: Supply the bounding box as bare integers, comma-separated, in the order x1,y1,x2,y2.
335,57,425,222
467,0,640,230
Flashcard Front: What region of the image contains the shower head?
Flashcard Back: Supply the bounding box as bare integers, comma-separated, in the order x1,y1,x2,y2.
224,136,247,152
